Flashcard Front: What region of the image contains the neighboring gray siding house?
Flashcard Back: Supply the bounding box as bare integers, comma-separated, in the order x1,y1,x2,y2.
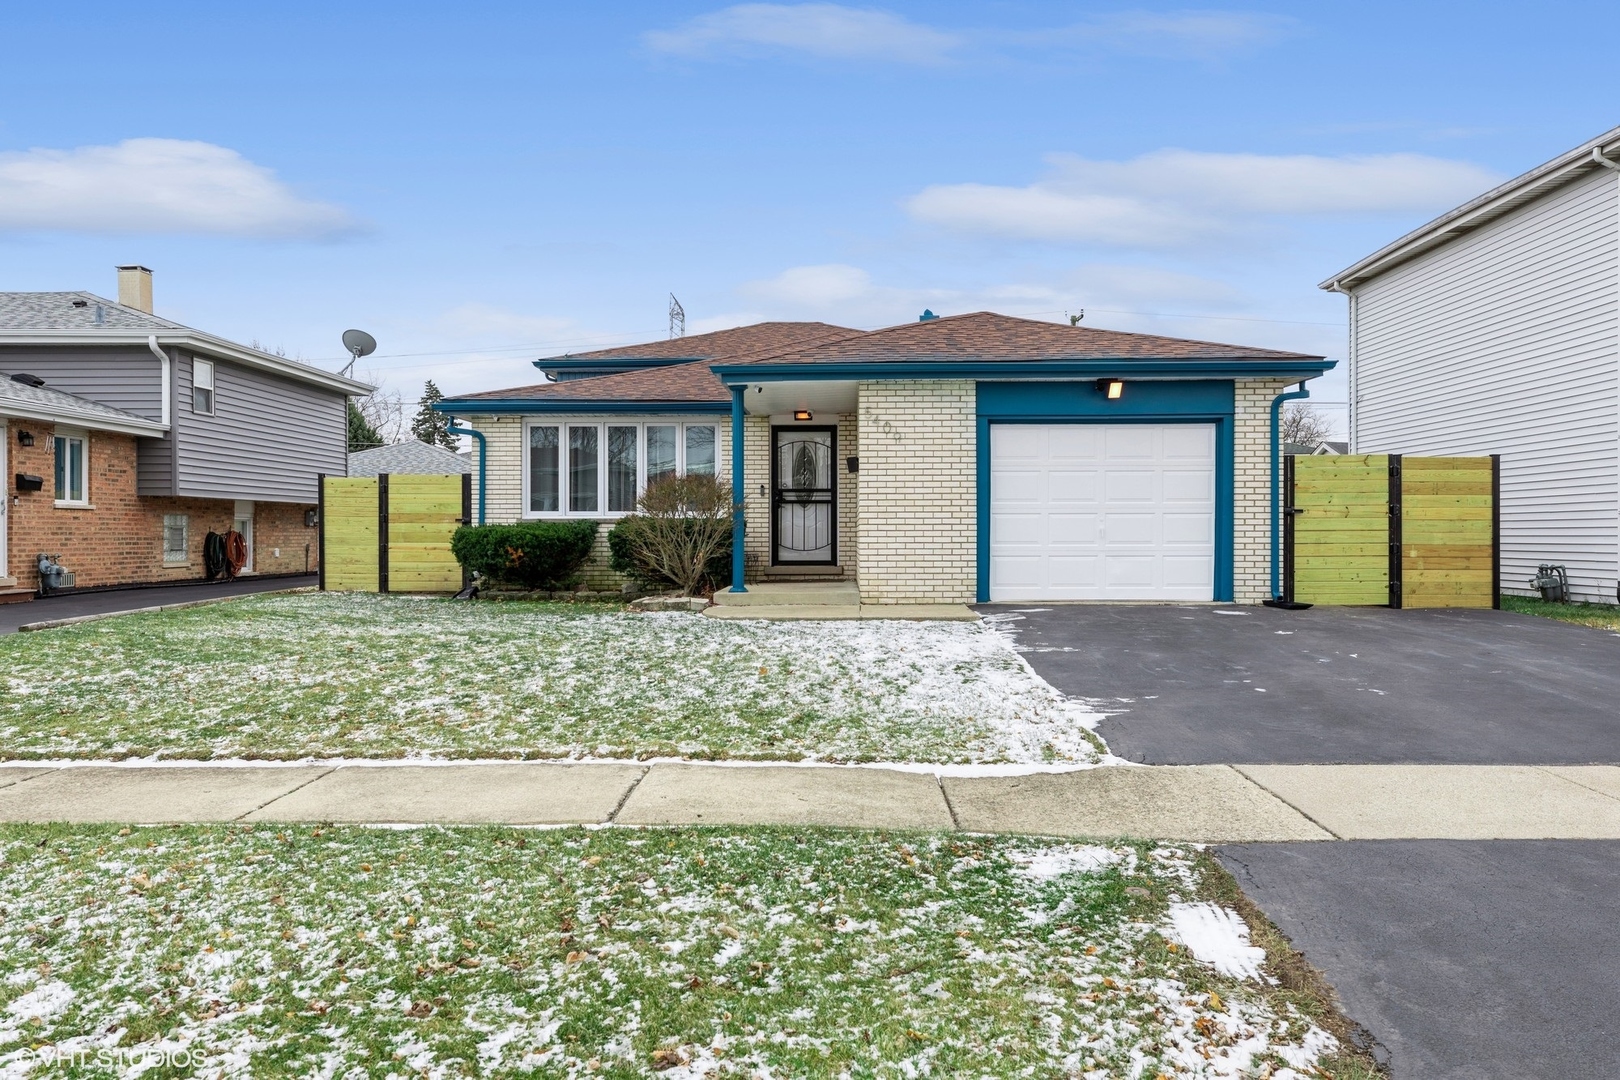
1323,126,1620,603
0,267,371,594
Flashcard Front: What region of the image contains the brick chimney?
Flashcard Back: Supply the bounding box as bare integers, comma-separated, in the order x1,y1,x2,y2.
116,265,153,313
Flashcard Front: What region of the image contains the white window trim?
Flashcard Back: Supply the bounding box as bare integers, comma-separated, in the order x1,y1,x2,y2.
522,417,723,520
192,358,215,416
53,427,90,508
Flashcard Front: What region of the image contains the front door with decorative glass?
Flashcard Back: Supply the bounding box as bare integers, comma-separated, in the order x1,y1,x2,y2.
772,427,836,564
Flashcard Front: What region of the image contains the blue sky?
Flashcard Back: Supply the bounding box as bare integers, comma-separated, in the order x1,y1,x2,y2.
3,1,1618,435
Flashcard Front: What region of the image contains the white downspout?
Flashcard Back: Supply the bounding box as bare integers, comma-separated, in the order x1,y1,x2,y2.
1593,149,1620,603
147,335,171,427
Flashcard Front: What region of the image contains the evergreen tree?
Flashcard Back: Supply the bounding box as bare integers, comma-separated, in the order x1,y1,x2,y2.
347,399,383,452
411,381,457,450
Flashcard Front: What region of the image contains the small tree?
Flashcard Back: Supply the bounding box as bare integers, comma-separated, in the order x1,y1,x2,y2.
623,474,734,596
411,380,458,450
347,399,384,452
1281,402,1335,448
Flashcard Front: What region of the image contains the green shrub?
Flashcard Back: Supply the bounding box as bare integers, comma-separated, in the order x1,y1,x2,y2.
450,520,599,590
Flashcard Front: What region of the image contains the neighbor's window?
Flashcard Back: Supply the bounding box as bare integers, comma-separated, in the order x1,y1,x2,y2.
53,432,87,504
646,425,678,485
163,514,189,564
191,359,215,415
607,425,638,512
568,425,599,513
528,425,559,512
685,425,716,476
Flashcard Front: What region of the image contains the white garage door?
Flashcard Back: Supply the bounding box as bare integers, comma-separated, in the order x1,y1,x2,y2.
990,423,1216,601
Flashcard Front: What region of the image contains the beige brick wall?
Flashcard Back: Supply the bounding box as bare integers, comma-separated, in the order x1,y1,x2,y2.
1233,379,1292,603
856,380,977,604
466,415,524,524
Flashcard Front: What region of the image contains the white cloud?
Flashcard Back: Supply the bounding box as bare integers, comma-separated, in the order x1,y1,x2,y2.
907,149,1502,247
645,3,958,63
0,138,355,238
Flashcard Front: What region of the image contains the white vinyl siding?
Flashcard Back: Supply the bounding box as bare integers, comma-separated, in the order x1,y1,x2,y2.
990,423,1216,601
1351,166,1619,602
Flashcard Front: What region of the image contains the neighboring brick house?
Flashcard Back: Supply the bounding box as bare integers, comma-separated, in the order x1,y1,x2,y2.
438,312,1333,604
0,267,371,598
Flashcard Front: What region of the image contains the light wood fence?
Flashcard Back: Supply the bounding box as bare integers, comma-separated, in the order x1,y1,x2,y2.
318,473,471,594
1286,455,1498,609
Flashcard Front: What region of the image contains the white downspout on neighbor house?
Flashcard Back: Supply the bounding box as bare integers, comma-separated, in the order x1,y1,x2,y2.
1593,148,1620,601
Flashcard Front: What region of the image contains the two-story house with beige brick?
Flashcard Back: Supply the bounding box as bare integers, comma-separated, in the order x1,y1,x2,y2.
437,311,1332,605
0,267,371,600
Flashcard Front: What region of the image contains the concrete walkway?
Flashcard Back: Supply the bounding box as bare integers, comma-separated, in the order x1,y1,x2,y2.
6,761,1620,838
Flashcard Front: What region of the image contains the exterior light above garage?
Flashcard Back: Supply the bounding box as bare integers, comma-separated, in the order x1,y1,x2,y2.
1096,378,1125,400
793,410,813,421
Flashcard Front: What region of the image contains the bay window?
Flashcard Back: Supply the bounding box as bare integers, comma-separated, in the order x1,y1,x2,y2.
525,420,724,517
528,426,559,512
568,426,599,513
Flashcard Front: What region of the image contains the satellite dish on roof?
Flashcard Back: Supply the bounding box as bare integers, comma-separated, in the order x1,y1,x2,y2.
339,329,377,377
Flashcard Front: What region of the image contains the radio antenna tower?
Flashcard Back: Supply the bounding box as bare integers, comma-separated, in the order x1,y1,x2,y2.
668,294,686,339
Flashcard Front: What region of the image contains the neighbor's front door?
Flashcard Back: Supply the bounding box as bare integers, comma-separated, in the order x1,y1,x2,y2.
772,427,836,564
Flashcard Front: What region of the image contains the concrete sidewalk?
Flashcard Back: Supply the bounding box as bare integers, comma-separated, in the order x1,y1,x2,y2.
5,761,1620,838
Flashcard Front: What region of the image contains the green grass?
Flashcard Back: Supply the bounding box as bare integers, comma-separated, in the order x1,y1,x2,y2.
0,593,1100,764
1502,595,1620,632
0,825,1363,1078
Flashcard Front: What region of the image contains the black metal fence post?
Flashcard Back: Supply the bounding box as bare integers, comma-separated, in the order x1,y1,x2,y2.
377,473,390,594
1491,453,1501,610
1388,454,1403,609
317,473,326,592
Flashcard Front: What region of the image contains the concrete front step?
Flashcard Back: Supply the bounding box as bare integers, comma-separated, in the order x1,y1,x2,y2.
712,582,861,607
704,604,979,622
0,588,34,605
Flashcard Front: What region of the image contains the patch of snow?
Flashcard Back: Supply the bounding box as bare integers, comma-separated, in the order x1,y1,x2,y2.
6,980,74,1023
1164,903,1267,981
1009,846,1121,881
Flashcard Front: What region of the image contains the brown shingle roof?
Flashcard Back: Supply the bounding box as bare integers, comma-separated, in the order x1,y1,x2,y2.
448,311,1320,407
559,321,860,362
458,359,731,404
752,311,1319,363
459,320,864,402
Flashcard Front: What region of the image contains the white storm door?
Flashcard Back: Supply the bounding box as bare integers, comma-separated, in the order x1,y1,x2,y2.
990,423,1216,601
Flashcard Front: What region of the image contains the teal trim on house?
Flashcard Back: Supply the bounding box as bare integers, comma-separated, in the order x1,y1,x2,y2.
974,380,1238,604
729,385,748,593
712,358,1334,384
434,399,727,415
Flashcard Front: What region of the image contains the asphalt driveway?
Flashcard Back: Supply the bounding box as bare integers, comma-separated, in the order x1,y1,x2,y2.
1218,840,1620,1080
988,604,1620,764
0,574,316,634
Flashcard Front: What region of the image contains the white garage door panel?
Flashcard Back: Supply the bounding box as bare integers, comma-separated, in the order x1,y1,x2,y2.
990,423,1216,601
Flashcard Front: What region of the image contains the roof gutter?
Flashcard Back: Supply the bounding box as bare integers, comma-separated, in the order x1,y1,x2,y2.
0,399,167,438
710,359,1334,383
0,329,374,396
432,399,729,415
1264,383,1315,608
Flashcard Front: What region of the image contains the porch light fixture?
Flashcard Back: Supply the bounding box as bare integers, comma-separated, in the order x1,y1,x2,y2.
793,410,813,421
1096,378,1125,400
15,430,33,447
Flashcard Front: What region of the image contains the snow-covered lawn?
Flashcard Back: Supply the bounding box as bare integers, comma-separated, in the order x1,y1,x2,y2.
0,593,1104,764
0,824,1370,1079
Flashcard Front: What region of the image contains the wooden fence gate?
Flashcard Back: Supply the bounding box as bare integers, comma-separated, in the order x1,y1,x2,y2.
1286,454,1499,609
318,473,471,593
